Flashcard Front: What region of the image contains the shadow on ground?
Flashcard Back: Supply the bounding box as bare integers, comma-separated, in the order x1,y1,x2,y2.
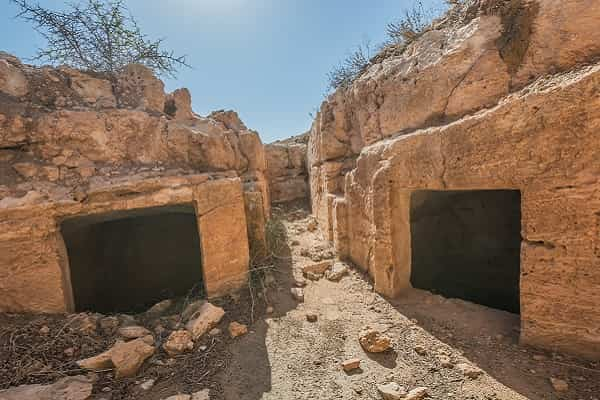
213,201,306,400
389,288,600,400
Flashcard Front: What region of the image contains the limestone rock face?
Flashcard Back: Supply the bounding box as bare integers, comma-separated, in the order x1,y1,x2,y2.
165,88,194,120
0,59,28,97
265,133,309,203
0,54,265,313
307,0,600,360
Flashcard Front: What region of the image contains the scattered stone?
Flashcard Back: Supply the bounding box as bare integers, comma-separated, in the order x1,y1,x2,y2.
302,261,332,278
110,338,156,378
191,389,210,400
163,330,194,356
405,387,428,400
64,347,75,357
118,325,152,340
306,313,318,322
99,316,119,334
198,345,208,351
140,379,155,391
377,382,407,400
438,355,454,368
0,375,92,400
209,328,221,336
164,395,191,400
146,299,174,317
326,262,349,281
291,240,300,246
456,363,483,379
306,218,317,231
532,354,547,361
185,302,225,340
72,313,99,334
341,358,361,372
78,338,155,378
550,377,569,392
359,327,392,353
414,345,427,356
290,288,304,302
39,325,50,335
228,321,248,338
181,300,205,322
294,277,307,287
304,271,322,281
77,350,113,371
266,306,274,314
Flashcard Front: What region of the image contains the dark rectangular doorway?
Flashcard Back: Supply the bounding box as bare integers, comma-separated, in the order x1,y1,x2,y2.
61,204,204,313
409,190,521,314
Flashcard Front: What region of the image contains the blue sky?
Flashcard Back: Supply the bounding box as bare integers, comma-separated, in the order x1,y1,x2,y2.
1,0,445,143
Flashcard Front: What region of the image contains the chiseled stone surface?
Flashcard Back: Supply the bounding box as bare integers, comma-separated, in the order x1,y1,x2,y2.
265,133,309,203
308,0,600,359
0,55,262,313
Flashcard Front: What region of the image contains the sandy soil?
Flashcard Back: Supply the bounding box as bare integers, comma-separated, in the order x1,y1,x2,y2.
217,202,599,400
1,201,598,399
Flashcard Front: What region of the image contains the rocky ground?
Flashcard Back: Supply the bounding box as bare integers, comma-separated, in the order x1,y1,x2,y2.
1,201,599,399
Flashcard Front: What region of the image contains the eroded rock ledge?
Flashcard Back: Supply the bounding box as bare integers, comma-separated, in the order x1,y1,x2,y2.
0,55,269,313
307,0,600,360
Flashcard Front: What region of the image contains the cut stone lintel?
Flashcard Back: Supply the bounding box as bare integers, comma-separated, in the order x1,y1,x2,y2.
0,174,250,313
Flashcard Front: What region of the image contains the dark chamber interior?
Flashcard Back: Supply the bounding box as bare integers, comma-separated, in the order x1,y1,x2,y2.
410,190,521,314
61,205,204,313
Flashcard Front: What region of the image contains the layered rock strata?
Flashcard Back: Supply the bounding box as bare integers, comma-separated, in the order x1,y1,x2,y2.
308,0,600,359
265,133,309,204
0,54,268,312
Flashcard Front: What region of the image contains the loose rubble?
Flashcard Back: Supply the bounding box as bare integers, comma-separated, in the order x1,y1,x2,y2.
359,327,392,353
341,358,361,372
377,382,407,400
185,303,225,340
228,321,248,337
163,330,194,356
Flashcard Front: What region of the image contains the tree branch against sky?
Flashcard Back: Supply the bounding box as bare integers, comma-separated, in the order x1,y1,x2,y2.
10,0,190,76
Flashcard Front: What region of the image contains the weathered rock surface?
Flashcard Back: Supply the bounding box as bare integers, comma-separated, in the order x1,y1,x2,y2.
341,358,361,372
265,133,309,203
228,321,248,338
185,302,225,339
307,0,600,359
163,330,194,356
377,382,406,400
325,262,349,281
117,326,152,340
0,54,267,313
0,375,92,400
359,327,392,353
110,338,156,378
78,337,155,378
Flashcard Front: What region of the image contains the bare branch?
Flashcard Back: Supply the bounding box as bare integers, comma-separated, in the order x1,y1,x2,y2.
10,0,190,76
